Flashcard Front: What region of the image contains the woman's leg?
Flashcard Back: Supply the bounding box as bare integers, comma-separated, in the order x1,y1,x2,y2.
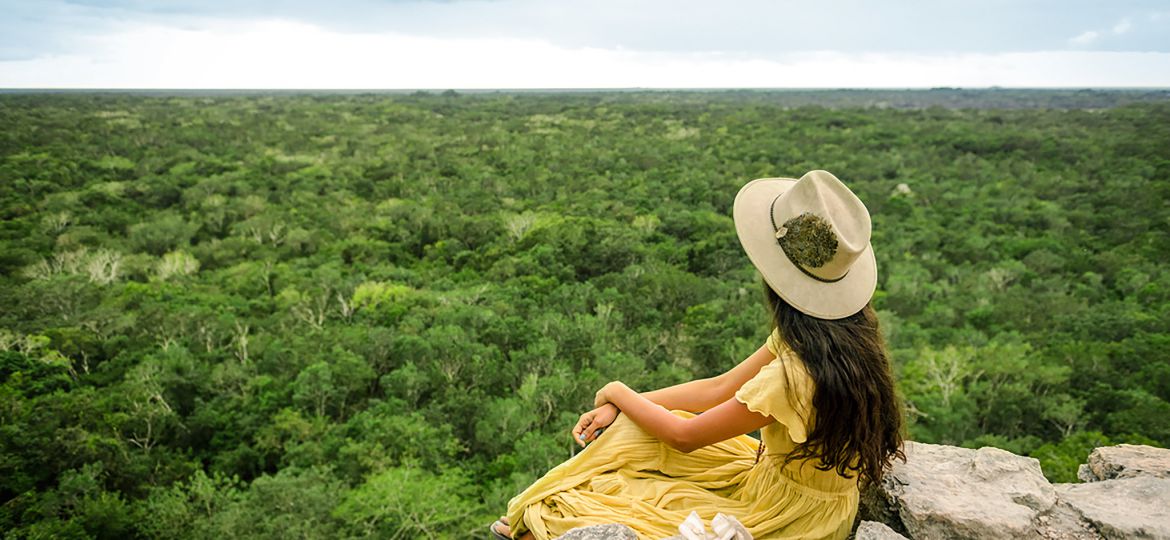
502,410,756,539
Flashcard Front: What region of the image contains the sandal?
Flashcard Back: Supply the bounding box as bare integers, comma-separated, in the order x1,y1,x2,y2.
488,519,511,540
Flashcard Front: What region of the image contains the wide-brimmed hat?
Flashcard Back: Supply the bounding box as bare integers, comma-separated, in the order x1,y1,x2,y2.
733,170,877,320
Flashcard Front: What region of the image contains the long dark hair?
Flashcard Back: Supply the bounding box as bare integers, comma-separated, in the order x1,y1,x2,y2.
764,281,905,488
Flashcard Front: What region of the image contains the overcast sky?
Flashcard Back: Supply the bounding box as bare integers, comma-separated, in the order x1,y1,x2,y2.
2,0,1169,88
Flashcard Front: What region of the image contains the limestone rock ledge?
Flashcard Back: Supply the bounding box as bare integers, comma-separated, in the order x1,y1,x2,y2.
558,523,638,540
853,521,909,540
859,441,1170,540
551,443,1170,540
1077,444,1170,482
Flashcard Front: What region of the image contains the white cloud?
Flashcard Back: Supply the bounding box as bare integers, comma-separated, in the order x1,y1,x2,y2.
1069,31,1100,46
2,19,1169,88
1113,18,1133,34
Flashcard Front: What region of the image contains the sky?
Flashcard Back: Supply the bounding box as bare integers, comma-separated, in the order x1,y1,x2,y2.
2,0,1169,89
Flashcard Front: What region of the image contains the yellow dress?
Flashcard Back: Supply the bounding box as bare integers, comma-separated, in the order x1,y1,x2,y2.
505,329,860,540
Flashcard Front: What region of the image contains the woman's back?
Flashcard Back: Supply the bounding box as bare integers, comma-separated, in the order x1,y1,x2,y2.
738,328,861,496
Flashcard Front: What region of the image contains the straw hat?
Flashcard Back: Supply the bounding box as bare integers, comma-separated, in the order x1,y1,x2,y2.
733,170,877,320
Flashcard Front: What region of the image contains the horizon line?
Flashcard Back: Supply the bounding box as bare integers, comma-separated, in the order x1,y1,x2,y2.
3,86,1170,93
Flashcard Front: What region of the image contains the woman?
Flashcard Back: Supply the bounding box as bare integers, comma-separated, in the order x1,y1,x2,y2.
491,170,905,540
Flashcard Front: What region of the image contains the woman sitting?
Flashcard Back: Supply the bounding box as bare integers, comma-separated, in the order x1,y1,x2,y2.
491,170,905,540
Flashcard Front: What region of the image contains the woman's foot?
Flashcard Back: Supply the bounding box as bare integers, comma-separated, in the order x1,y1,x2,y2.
490,518,511,539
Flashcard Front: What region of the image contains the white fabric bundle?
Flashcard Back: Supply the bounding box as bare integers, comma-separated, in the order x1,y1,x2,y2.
675,511,753,540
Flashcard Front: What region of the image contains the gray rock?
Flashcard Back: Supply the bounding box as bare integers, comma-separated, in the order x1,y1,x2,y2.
1032,502,1102,540
1076,444,1170,482
557,523,638,540
860,441,1057,539
853,520,908,540
1055,476,1170,539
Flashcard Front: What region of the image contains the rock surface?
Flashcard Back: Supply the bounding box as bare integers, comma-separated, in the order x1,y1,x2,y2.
1076,444,1170,482
1054,476,1170,539
860,441,1058,539
853,520,908,540
558,523,638,540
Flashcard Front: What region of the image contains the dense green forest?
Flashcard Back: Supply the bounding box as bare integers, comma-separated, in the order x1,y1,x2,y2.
1,90,1167,538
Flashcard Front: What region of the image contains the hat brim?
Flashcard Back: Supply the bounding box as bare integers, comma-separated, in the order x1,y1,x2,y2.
733,178,877,320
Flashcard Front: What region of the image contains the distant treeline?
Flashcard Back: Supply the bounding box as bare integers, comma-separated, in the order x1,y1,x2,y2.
3,87,1169,109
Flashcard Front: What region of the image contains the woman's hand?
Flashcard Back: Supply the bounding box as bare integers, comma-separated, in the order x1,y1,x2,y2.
594,381,629,408
572,403,619,447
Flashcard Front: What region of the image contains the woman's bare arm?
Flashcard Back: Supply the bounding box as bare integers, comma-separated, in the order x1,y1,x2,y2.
639,377,726,412
600,381,775,453
574,342,779,447
640,343,776,412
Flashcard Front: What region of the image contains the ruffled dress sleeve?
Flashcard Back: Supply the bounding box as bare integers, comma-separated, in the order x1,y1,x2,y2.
734,328,816,443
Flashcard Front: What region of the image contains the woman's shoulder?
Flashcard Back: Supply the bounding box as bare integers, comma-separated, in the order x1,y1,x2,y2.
765,327,784,357
764,328,814,385
737,327,817,443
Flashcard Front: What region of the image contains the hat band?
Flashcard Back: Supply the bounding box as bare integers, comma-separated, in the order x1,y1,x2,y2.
769,194,848,284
